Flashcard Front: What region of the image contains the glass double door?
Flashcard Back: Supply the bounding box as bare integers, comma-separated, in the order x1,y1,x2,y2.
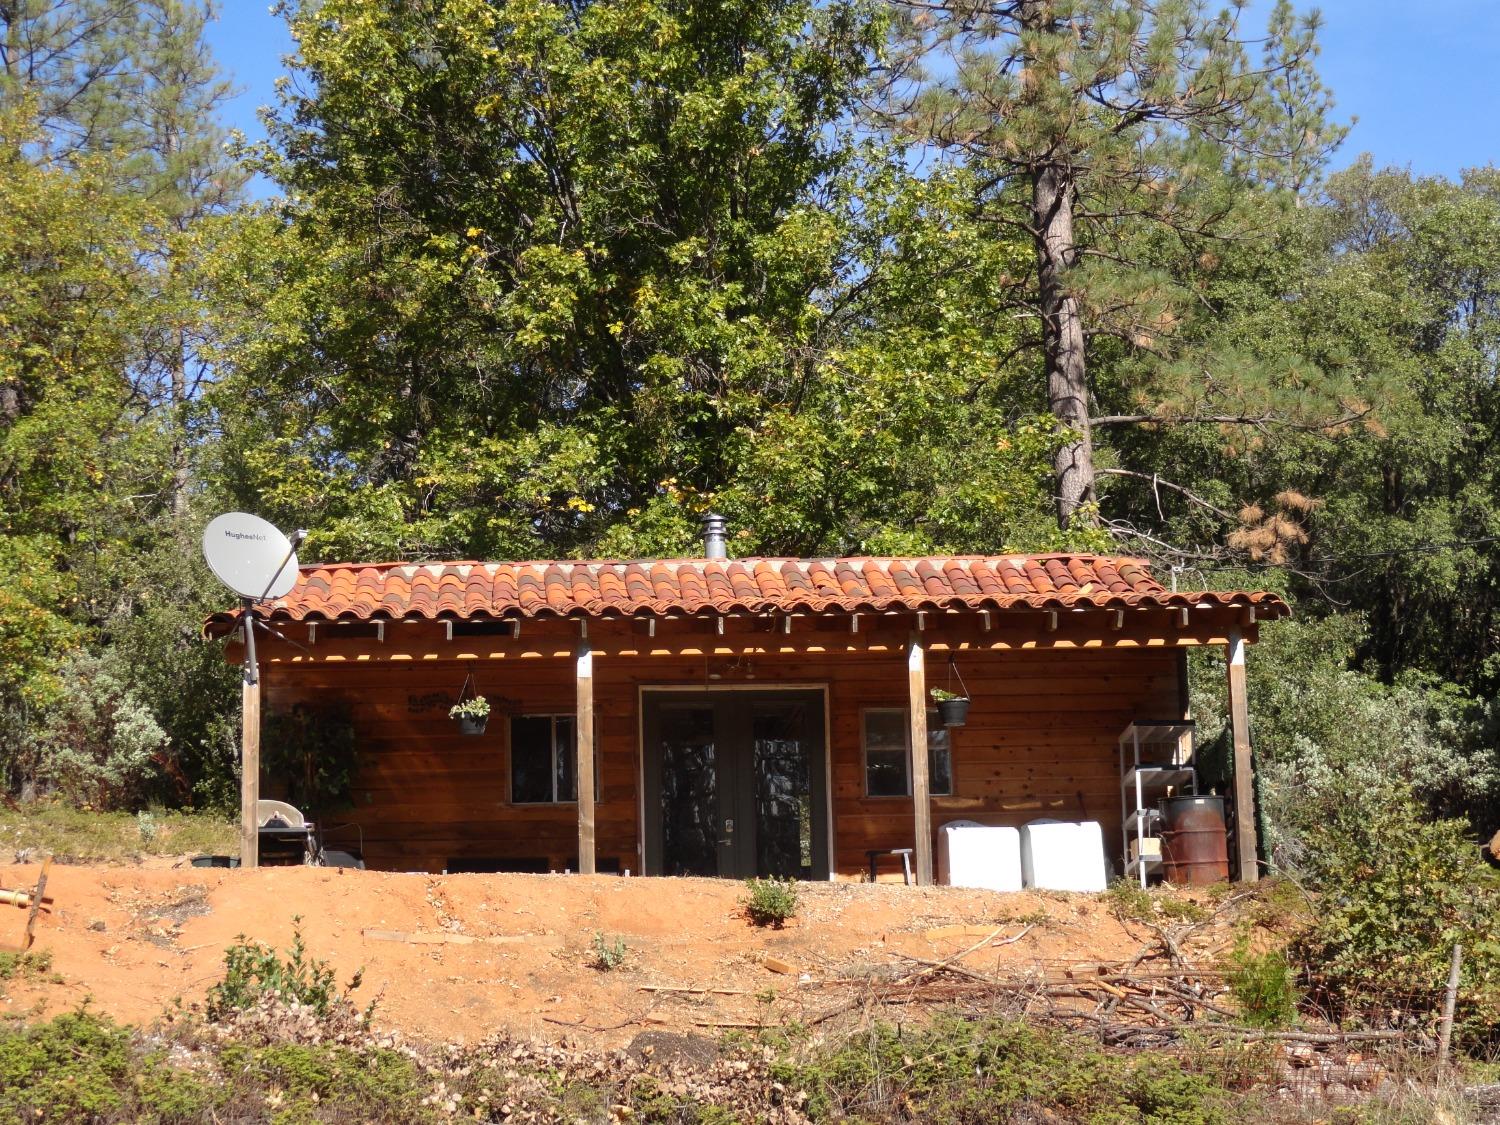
642,691,828,880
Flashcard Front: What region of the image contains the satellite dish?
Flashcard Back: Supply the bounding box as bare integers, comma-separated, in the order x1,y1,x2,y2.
202,513,302,601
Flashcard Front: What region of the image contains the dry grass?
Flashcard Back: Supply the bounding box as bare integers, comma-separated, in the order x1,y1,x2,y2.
0,801,235,863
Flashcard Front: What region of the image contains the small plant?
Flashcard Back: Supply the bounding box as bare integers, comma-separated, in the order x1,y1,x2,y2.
742,876,798,928
928,687,965,702
450,695,490,736
135,810,159,844
1225,938,1299,1029
206,916,368,1022
1106,877,1209,925
448,696,490,721
590,931,627,971
0,949,52,982
1105,876,1154,922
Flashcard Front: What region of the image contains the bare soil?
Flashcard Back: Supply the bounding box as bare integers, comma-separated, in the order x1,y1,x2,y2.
0,861,1233,1047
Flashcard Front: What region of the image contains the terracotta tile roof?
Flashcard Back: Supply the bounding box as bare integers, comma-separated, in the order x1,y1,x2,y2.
205,555,1288,633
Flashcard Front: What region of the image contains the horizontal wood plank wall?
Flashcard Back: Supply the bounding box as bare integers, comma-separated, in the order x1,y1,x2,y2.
821,648,1180,879
262,660,636,873
260,638,1181,877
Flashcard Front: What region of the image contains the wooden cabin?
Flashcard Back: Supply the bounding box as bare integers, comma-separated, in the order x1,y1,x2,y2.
205,537,1287,884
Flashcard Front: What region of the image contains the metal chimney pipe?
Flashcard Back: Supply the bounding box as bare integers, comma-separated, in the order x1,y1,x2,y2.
701,512,728,559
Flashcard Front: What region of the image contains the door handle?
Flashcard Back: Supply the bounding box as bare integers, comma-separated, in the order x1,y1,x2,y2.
719,817,735,845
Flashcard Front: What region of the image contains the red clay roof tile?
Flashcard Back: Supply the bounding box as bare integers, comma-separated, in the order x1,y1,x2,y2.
205,554,1288,634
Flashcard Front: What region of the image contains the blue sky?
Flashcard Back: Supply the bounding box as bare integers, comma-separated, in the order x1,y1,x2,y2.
206,1,1498,192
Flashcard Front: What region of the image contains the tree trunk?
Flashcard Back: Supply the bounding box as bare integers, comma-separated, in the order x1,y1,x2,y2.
1032,160,1094,527
171,327,190,520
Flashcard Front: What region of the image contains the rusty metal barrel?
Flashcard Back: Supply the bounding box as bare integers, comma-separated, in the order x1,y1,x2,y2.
1158,795,1229,885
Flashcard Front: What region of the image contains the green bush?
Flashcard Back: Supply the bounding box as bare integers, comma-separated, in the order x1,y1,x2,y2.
0,1010,215,1123
1193,616,1500,869
28,653,168,810
1225,939,1299,1029
206,916,367,1022
224,1041,433,1118
742,876,798,928
263,703,359,813
781,1014,1233,1124
1292,786,1500,1047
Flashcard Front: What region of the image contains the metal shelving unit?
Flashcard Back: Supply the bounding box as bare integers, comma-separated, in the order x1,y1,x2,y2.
1119,721,1197,887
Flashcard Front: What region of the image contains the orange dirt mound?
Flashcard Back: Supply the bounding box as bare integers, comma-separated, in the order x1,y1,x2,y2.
0,863,1222,1047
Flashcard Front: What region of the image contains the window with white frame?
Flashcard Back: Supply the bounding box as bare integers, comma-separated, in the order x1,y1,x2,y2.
510,714,578,804
861,708,953,798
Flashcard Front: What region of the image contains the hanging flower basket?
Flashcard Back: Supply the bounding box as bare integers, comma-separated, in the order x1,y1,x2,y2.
931,689,970,728
450,674,490,736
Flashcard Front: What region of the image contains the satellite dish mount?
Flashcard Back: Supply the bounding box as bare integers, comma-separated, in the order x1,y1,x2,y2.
201,513,308,872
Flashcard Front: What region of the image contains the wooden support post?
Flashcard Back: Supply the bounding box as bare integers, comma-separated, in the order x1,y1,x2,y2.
239,602,260,870
1226,628,1258,883
907,632,933,886
575,634,596,875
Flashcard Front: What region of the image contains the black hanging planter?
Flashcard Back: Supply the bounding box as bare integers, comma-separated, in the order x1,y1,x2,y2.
456,714,488,737
936,697,970,728
932,656,971,728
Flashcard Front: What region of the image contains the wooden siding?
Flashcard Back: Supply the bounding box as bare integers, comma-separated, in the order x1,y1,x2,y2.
260,629,1184,877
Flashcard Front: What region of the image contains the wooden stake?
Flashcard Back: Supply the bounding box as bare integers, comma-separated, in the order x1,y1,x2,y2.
907,632,933,886
1438,942,1462,1068
1226,629,1257,883
576,635,596,875
240,602,260,870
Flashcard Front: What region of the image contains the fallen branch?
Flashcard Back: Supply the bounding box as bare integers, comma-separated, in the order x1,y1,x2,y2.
637,985,752,996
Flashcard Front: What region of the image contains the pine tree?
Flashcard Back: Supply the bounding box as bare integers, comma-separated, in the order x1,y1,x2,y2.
883,0,1349,528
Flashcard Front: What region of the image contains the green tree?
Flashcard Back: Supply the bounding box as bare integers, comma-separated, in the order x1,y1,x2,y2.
0,104,162,736
0,4,244,805
217,0,886,559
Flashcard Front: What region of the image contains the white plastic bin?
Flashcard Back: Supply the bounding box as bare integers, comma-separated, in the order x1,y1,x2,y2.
937,820,1023,892
1020,819,1108,892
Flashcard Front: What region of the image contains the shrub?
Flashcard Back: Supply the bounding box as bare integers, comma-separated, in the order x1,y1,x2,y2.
782,1014,1233,1124
742,876,798,927
591,931,627,971
31,652,167,810
0,1010,215,1123
226,1041,433,1119
1193,615,1500,869
206,916,368,1023
1225,939,1299,1029
262,703,358,813
1291,785,1500,1048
